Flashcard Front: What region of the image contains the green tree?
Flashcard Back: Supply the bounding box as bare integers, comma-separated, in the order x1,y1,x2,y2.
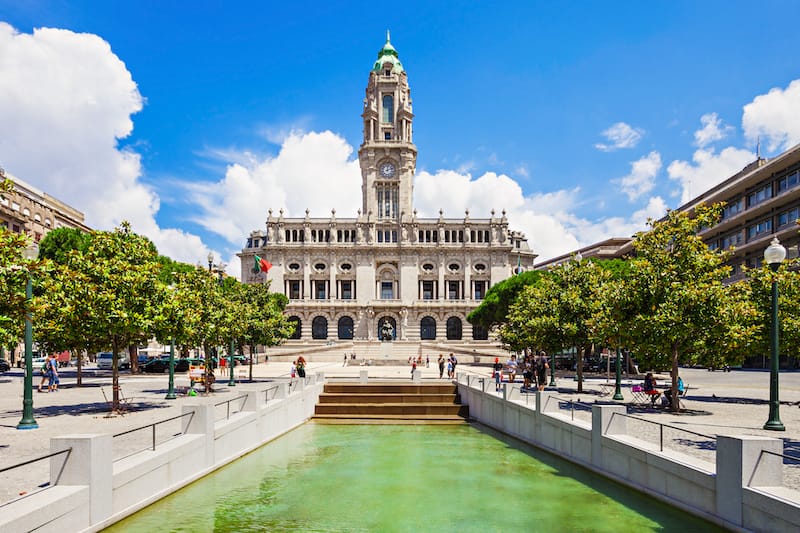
616,204,756,411
235,283,292,380
0,228,43,359
54,223,162,411
38,227,89,263
468,270,544,331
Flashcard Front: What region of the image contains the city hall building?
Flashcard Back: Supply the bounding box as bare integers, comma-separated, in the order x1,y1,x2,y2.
239,35,536,344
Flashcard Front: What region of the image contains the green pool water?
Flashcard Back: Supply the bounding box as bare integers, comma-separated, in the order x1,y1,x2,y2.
107,423,721,532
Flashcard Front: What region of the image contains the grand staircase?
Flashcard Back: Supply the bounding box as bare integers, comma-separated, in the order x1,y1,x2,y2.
312,382,469,425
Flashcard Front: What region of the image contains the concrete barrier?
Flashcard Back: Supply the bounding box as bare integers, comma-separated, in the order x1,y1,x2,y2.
0,377,324,533
456,374,800,532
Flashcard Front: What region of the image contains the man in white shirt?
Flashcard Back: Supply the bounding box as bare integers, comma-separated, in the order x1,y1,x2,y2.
506,355,518,383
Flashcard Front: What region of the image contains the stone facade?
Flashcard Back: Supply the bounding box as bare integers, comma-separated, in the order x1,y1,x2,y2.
239,36,536,343
0,168,91,241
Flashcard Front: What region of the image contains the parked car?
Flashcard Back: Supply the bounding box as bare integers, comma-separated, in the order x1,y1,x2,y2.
97,352,131,370
139,357,169,373
0,358,10,372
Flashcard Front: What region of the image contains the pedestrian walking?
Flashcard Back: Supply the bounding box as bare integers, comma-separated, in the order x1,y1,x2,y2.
47,353,59,392
438,354,445,378
493,357,504,392
343,353,348,367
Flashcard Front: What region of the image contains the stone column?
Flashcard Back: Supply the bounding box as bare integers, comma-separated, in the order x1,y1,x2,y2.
182,404,215,467
716,435,783,527
590,404,626,468
50,434,112,525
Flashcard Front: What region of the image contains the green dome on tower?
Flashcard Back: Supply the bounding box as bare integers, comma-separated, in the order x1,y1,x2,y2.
372,31,404,74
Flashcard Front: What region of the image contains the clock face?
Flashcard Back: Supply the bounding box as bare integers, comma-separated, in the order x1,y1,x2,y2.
379,162,396,178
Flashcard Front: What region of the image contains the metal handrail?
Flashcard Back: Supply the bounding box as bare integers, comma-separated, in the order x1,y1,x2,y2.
749,449,800,488
264,384,281,403
214,393,249,420
609,412,714,452
112,411,195,460
544,395,594,421
0,447,72,503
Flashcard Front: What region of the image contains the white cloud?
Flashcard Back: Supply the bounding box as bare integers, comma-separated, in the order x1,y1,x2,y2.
595,122,644,152
742,79,800,153
0,23,212,265
187,131,362,243
694,112,732,148
614,151,662,201
667,146,754,204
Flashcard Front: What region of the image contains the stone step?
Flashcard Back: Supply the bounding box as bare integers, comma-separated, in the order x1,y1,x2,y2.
323,383,458,395
318,393,458,404
314,403,469,416
311,415,468,425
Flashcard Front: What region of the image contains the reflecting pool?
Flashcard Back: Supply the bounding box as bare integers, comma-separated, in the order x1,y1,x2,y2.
107,423,721,532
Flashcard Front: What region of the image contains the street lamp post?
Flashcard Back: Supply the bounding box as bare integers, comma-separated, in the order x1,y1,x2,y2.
763,237,786,431
165,338,177,400
228,340,236,386
207,252,213,273
17,242,39,430
613,347,624,400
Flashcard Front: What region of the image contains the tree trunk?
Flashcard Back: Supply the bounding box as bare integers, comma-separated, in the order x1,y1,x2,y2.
576,345,584,393
204,342,212,395
670,342,680,413
248,344,255,382
75,349,82,387
111,337,120,412
129,345,138,373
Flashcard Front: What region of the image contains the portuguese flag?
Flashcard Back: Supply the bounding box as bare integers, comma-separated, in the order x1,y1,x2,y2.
254,255,272,273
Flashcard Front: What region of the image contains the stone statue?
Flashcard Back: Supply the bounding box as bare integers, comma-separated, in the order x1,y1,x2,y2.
380,321,394,342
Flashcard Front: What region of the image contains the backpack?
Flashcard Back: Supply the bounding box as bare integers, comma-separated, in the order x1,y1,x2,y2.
40,361,48,375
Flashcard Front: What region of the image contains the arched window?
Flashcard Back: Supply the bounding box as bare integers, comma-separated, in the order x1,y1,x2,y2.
288,316,302,340
312,316,328,339
420,316,436,340
382,94,394,123
377,316,396,341
338,316,354,340
446,317,462,340
472,324,489,341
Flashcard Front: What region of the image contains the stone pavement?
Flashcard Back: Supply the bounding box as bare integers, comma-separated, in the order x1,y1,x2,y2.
2,362,800,503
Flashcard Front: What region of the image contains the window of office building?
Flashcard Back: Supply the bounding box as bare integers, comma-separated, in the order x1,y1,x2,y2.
314,280,327,299
722,198,745,219
448,280,460,300
747,218,773,240
748,184,773,207
722,231,743,250
778,207,800,228
473,280,487,300
778,170,800,193
382,94,394,123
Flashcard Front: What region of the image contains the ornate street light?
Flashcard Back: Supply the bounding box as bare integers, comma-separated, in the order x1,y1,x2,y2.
763,237,786,431
207,252,214,272
17,241,39,430
228,340,236,387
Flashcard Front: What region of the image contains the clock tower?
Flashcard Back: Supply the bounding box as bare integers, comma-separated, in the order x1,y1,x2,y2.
359,32,417,222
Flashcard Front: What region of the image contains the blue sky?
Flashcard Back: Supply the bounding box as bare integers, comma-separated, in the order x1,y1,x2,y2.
1,1,800,273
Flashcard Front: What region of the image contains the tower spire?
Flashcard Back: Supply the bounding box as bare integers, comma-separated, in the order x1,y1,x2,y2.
386,29,391,43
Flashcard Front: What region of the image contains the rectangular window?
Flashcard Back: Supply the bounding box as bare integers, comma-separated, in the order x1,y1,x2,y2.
778,207,800,228
422,281,434,300
778,170,800,193
747,218,773,240
341,281,353,300
381,281,394,299
474,281,486,300
448,281,459,300
289,281,301,300
722,198,744,219
747,184,773,207
315,281,327,300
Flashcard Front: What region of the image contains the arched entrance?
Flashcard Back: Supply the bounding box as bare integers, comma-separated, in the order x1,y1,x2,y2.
377,316,396,341
472,324,489,340
337,316,354,339
420,316,436,340
446,317,462,340
312,316,328,339
288,316,302,340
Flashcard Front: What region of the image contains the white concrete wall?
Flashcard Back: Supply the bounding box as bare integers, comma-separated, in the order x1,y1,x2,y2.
455,374,800,532
0,375,324,533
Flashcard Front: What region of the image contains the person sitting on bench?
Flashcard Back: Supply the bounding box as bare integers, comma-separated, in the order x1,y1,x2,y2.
643,373,661,406
664,376,685,408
